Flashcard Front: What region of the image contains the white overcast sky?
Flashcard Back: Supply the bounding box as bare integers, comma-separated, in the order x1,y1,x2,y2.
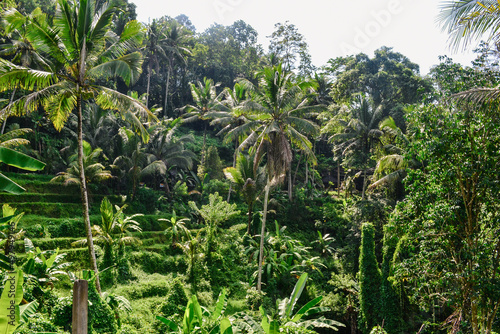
133,0,479,75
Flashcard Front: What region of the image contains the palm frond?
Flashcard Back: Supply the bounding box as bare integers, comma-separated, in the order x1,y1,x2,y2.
438,0,500,51
95,87,157,142
0,59,56,93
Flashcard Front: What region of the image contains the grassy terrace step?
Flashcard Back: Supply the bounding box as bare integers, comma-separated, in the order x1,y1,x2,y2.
11,202,82,218
13,237,80,252
18,216,169,240
0,193,82,203
14,247,90,268
1,193,127,206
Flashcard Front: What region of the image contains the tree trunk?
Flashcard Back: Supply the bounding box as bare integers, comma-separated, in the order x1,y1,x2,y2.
247,204,253,235
146,63,151,109
201,123,207,165
304,161,308,186
362,168,367,200
164,60,172,118
288,169,292,201
1,88,16,135
257,180,270,292
227,140,238,203
77,92,101,294
337,160,341,195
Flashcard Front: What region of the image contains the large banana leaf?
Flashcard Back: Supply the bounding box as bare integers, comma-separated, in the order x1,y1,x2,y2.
0,147,45,194
0,269,23,334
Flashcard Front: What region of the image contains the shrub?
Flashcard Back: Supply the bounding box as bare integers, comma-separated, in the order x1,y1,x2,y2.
155,277,188,333
52,281,118,333
125,279,171,299
16,313,65,334
88,280,118,333
359,223,382,334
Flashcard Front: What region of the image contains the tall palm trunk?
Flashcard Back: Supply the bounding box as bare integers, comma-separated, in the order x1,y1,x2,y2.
304,161,308,185
337,160,341,195
288,169,292,200
257,178,270,292
361,168,367,200
146,63,151,109
247,203,253,235
164,59,172,118
201,123,207,165
1,88,16,135
77,90,101,294
227,140,238,202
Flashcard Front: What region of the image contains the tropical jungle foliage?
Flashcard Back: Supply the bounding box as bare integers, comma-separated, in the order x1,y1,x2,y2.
0,0,499,333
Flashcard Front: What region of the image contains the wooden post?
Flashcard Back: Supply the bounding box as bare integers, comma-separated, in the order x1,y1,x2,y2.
72,279,88,334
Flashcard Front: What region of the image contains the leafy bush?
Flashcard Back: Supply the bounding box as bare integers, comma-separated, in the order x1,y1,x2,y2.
88,280,118,333
155,277,188,318
123,279,171,299
15,312,66,334
50,297,72,332
128,251,186,274
203,179,230,199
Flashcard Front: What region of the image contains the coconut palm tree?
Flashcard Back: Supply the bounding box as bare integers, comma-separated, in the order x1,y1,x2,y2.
0,7,51,134
182,77,228,163
210,82,251,201
224,150,266,235
237,63,319,291
368,116,409,198
329,95,384,200
112,127,148,199
51,140,113,186
143,19,165,109
438,0,500,51
161,19,192,116
0,0,156,292
142,119,196,193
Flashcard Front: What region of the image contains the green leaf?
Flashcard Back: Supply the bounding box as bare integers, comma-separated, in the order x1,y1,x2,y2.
291,296,323,322
0,269,23,334
19,300,38,324
212,288,227,321
0,147,45,171
155,315,178,331
0,174,25,194
286,273,308,318
220,317,232,334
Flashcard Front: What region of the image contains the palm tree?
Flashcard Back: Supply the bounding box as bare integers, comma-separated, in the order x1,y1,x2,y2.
182,77,228,163
329,95,384,200
0,7,51,134
51,140,113,186
238,63,319,291
0,0,156,292
142,119,196,193
161,19,192,116
143,19,165,109
210,82,251,201
73,197,142,285
159,210,190,246
368,116,409,197
112,127,148,199
438,0,500,51
224,150,266,235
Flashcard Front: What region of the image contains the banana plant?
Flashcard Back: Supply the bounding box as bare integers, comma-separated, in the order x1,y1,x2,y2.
0,268,40,334
259,273,344,333
23,239,72,290
156,288,233,334
0,146,45,194
0,204,26,272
